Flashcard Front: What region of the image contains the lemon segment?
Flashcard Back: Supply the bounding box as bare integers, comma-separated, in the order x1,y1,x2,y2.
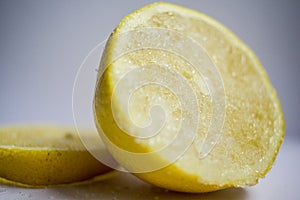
0,125,112,187
94,2,284,193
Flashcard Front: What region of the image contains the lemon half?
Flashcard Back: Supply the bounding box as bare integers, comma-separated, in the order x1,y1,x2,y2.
94,2,284,193
0,125,112,187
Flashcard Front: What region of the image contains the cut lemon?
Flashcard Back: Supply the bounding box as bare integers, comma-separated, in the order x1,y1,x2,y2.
0,125,113,187
94,2,284,193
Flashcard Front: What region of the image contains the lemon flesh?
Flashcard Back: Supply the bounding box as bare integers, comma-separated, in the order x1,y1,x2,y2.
94,2,284,192
0,125,112,187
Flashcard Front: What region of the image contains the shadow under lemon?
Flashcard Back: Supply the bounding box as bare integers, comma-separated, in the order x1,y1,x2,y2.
49,172,247,200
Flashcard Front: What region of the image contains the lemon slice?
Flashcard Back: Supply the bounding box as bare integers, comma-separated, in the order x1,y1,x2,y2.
0,125,113,187
94,2,284,192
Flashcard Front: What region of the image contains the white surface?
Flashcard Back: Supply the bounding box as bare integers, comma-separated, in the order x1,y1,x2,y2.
0,140,298,200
